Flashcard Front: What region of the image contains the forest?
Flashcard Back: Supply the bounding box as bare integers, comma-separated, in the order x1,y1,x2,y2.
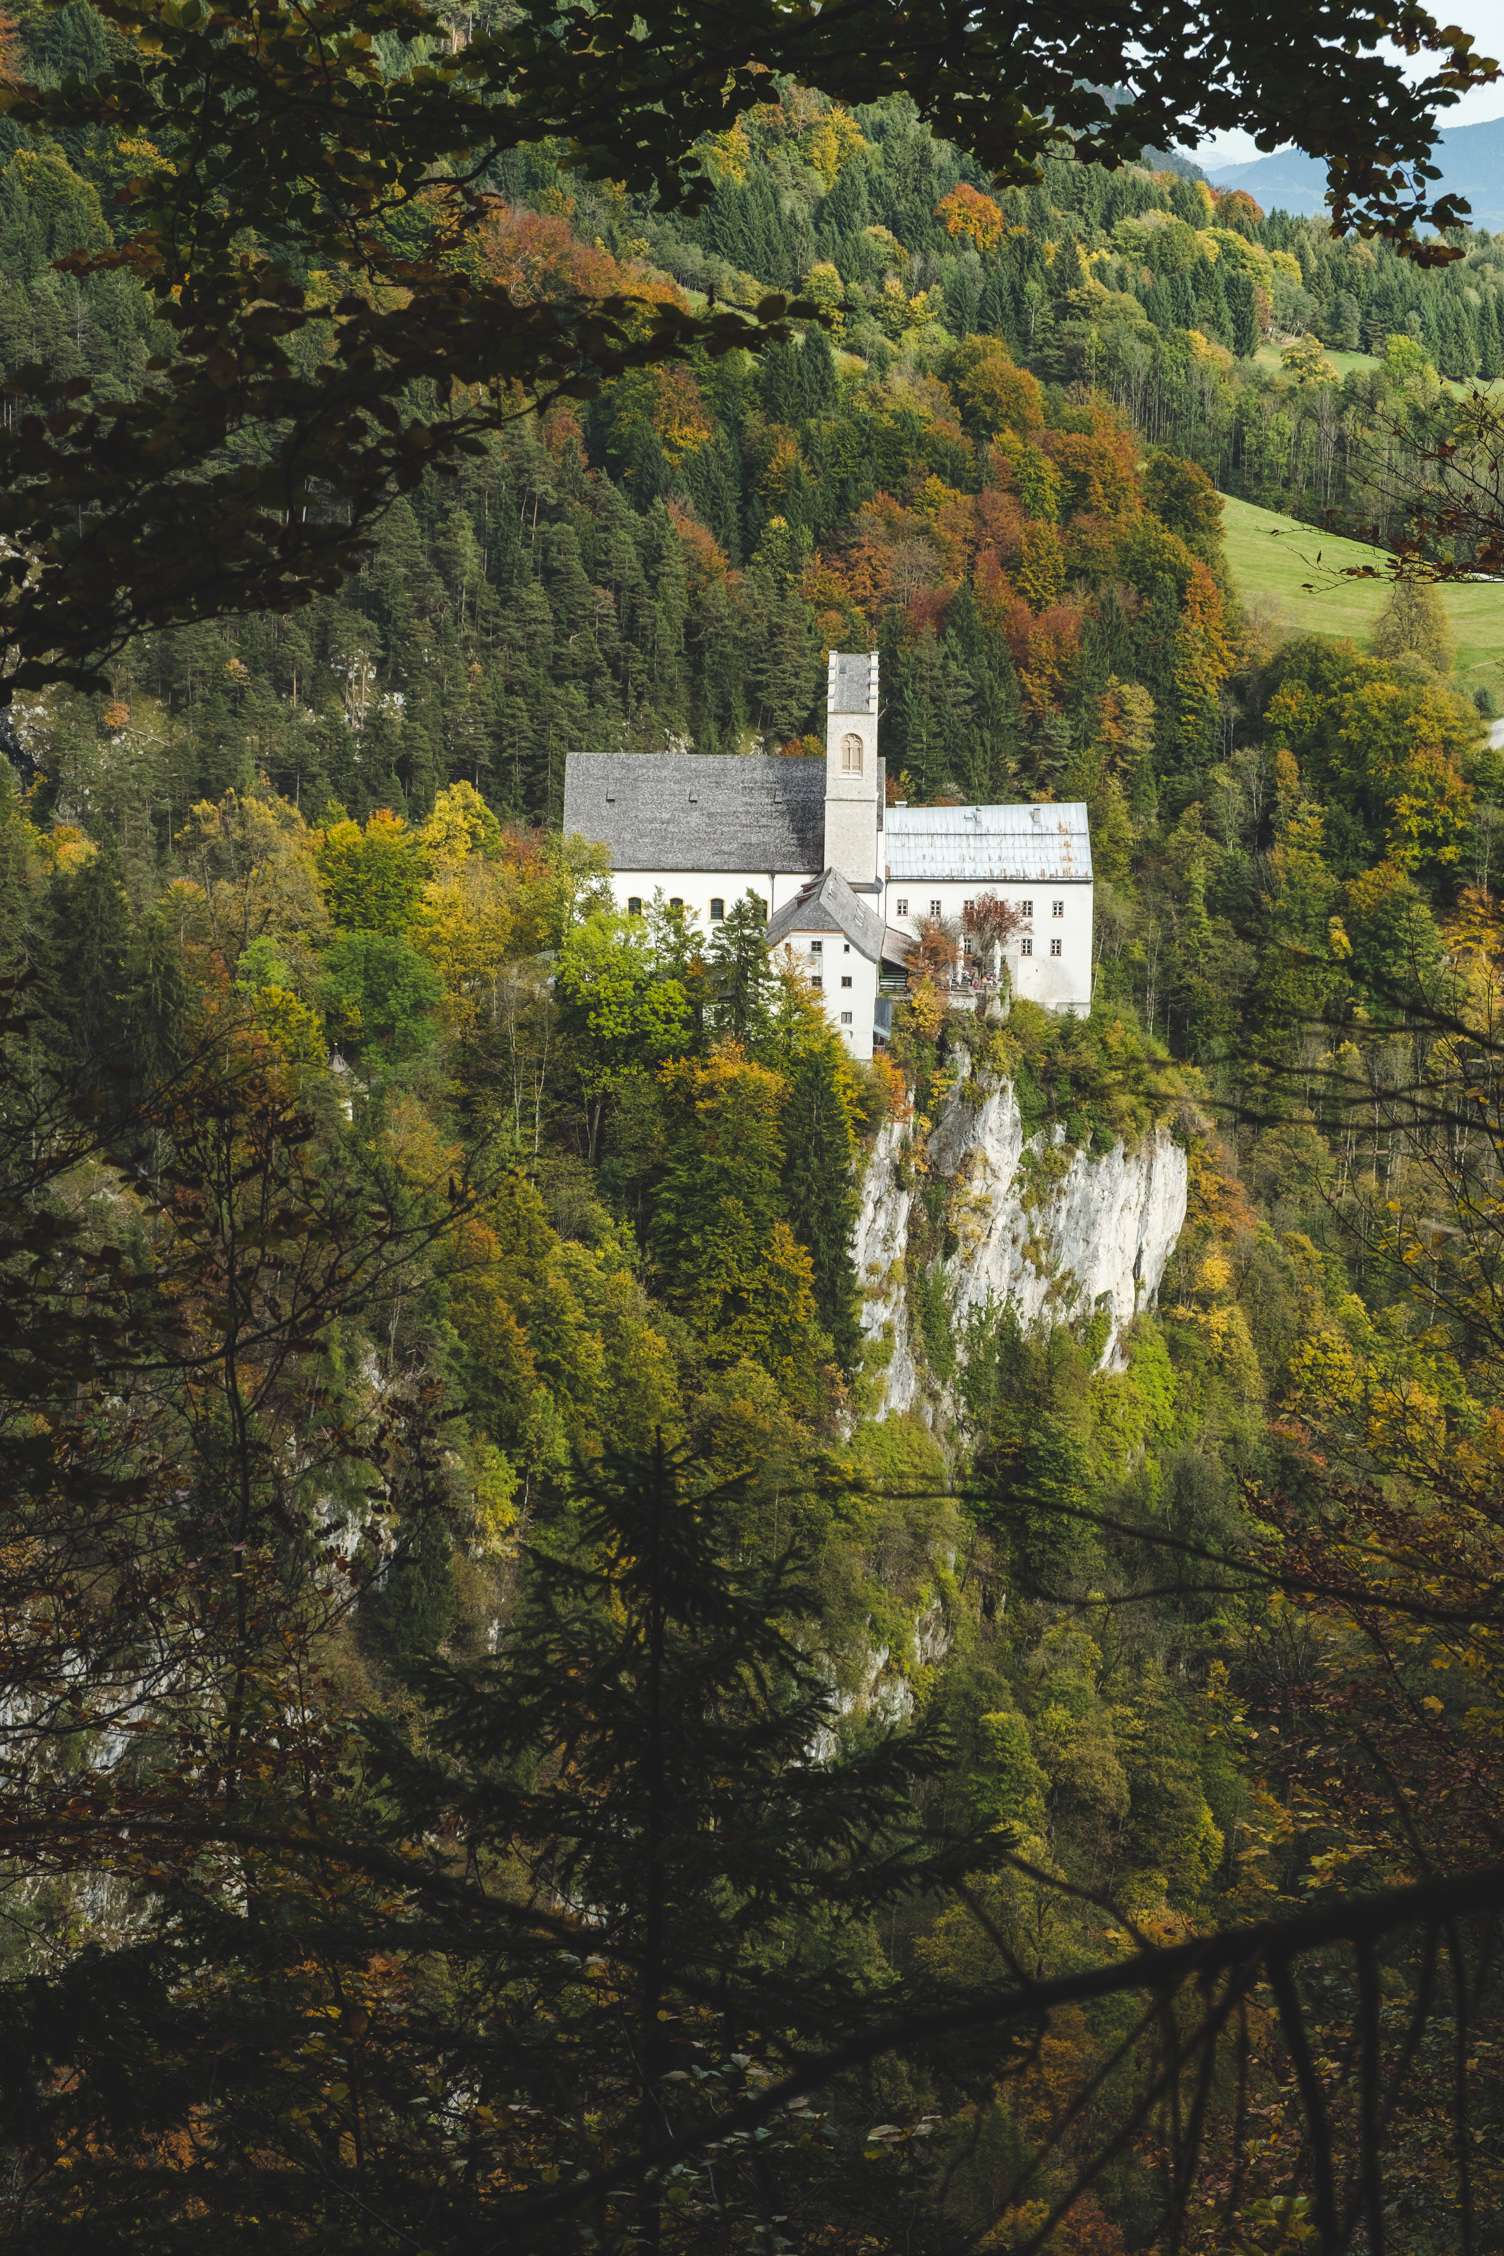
5,0,1504,2249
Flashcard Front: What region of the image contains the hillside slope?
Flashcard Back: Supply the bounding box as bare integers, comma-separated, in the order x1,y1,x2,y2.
1222,492,1504,703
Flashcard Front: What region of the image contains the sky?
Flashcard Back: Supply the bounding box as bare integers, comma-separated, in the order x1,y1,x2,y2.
1192,0,1504,166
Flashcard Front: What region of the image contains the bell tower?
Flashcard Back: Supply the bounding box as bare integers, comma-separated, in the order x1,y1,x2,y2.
823,650,880,887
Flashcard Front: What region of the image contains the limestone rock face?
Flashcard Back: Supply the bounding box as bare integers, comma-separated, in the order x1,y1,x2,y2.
853,1115,917,1410
854,1076,1188,1420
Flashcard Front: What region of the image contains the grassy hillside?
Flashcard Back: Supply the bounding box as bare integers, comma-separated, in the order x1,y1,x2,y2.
1221,492,1504,705
1251,341,1504,397
1251,344,1385,383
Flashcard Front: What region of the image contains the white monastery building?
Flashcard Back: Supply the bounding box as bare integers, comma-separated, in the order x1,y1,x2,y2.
562,652,1092,1060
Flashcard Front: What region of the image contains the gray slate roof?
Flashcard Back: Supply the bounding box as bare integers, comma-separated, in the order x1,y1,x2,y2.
828,649,879,716
886,801,1092,883
765,869,886,962
563,752,824,876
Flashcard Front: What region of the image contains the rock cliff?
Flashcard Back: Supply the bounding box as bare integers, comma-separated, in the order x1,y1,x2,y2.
855,1075,1188,1420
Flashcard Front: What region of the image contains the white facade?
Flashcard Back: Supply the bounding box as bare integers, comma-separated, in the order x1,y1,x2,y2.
612,870,812,928
883,879,1092,1015
768,929,881,1062
568,649,1095,1053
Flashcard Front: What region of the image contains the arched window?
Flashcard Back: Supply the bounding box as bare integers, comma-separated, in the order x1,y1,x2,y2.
841,730,863,774
709,897,725,922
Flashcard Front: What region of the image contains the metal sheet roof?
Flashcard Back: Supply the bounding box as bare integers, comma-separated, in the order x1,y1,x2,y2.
765,869,886,960
563,752,824,875
886,801,1092,884
828,649,879,716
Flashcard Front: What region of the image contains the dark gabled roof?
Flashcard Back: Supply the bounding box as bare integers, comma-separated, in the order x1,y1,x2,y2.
563,752,824,876
765,869,886,962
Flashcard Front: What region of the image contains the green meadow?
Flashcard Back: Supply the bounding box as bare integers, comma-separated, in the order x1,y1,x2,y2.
1219,492,1504,707
1250,340,1503,396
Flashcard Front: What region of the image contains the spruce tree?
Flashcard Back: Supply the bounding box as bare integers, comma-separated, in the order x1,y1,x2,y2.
780,1039,862,1371
1478,291,1504,382
705,894,773,1044
5,1447,993,2253
36,845,135,1107
1225,266,1259,357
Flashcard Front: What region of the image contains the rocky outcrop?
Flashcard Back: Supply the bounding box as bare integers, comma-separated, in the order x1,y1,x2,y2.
855,1075,1188,1420
854,1115,920,1411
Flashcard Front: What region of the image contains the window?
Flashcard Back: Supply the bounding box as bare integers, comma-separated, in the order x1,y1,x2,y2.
840,1011,853,1025
811,975,823,991
1020,937,1033,957
963,936,974,957
895,897,908,917
810,939,823,956
626,896,642,917
841,730,863,774
929,898,942,918
1052,899,1064,918
709,897,725,922
669,896,683,909
841,974,853,989
1021,899,1033,918
843,942,851,954
1050,937,1062,957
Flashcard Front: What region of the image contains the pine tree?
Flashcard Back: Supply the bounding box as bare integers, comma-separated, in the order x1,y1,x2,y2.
705,894,773,1044
4,1448,993,2253
780,1039,862,1370
37,845,135,1106
1478,291,1504,382
1225,266,1259,357
353,1444,989,2250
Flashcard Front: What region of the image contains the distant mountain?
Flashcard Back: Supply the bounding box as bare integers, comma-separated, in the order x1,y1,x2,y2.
1140,145,1206,182
1206,113,1504,232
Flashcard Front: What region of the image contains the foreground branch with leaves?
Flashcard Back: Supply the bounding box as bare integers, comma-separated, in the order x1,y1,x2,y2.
0,0,1494,690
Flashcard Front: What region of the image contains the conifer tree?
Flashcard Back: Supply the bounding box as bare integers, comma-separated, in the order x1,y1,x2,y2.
3,1446,993,2254
36,844,135,1105
1478,291,1504,381
705,894,773,1044
780,1037,863,1371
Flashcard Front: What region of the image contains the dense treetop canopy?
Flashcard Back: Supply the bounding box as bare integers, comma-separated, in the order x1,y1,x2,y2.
0,0,1494,690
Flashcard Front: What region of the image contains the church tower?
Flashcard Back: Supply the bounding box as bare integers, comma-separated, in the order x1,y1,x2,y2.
823,650,881,888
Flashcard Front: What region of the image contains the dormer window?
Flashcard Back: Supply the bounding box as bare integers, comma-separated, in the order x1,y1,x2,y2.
841,731,863,775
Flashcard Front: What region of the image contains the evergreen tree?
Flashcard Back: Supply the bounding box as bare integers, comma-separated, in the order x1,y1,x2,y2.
706,894,773,1044
1478,290,1504,382
0,1445,997,2254
37,846,135,1105
1225,266,1259,358
780,1039,862,1370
